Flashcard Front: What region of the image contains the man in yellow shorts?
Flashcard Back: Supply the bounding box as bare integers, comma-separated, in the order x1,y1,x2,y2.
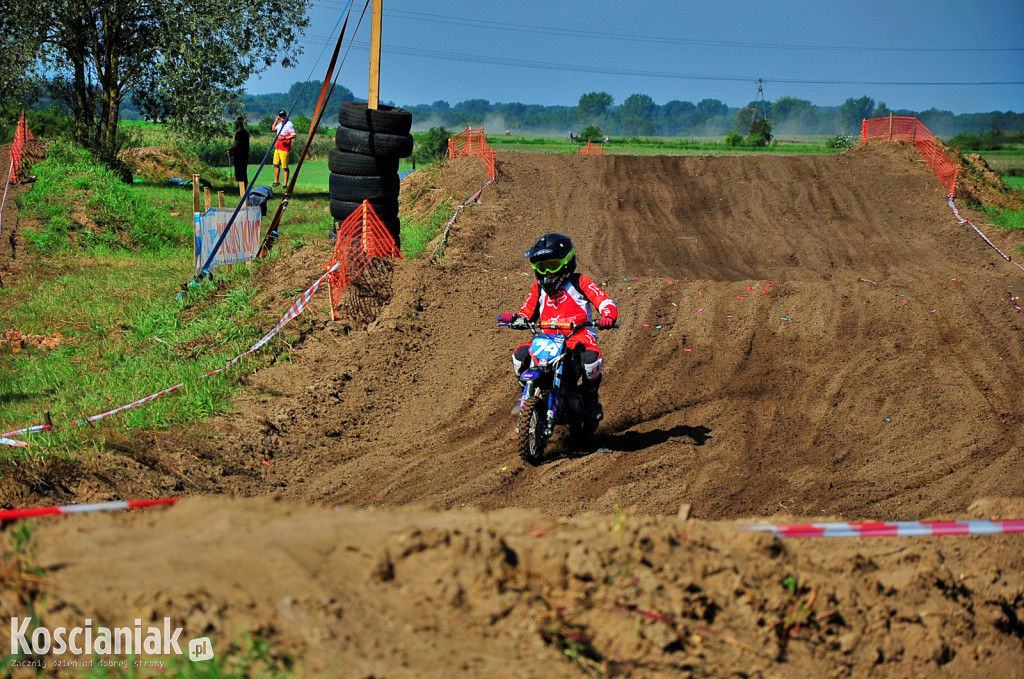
272,110,296,187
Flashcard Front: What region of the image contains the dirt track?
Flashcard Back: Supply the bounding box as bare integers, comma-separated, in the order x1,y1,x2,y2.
3,144,1024,677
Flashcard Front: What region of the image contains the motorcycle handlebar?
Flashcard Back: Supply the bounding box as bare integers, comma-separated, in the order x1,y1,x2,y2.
496,319,619,330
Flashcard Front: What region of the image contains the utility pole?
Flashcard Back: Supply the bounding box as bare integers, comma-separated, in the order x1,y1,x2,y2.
368,0,382,109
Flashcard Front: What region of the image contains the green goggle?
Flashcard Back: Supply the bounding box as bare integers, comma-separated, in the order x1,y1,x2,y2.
531,249,574,276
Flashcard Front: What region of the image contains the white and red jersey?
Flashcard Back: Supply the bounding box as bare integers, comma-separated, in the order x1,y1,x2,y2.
518,273,617,351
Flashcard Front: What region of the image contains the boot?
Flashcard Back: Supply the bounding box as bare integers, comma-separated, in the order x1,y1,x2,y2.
580,376,603,423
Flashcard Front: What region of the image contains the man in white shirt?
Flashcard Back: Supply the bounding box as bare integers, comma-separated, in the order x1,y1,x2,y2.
272,110,296,187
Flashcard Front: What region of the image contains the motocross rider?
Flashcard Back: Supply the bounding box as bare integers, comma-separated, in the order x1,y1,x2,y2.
499,233,618,423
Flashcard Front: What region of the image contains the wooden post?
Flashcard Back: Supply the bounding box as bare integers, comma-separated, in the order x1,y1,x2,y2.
204,186,211,211
361,200,369,252
911,116,918,144
888,112,894,141
217,191,225,208
367,0,383,109
238,181,247,206
192,174,200,214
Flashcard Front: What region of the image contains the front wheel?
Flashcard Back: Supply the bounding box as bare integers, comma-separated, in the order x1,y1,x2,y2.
517,396,548,465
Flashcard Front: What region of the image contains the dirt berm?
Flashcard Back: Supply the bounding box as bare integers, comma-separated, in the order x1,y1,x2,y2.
5,144,1024,677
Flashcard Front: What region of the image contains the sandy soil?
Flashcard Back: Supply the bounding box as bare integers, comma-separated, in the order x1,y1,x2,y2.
2,143,1024,677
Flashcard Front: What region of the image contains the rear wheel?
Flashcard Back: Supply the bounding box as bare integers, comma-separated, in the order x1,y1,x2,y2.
517,396,547,465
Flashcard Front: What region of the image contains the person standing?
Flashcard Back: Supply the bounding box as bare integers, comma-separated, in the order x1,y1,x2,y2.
226,116,250,186
272,109,296,187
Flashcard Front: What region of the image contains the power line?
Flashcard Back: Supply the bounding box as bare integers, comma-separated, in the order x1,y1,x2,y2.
312,2,1024,54
292,34,1024,88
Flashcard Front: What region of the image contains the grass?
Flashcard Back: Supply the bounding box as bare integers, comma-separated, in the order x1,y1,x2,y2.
0,146,337,454
73,634,295,678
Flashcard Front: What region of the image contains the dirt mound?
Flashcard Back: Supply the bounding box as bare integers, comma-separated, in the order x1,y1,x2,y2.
120,145,207,183
956,152,1024,210
0,140,47,287
3,144,1024,676
15,496,1024,678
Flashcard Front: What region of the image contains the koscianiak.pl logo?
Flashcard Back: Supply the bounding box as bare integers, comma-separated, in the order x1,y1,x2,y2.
8,617,214,670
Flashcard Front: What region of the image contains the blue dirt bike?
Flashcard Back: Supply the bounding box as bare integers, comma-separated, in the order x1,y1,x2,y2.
498,318,616,464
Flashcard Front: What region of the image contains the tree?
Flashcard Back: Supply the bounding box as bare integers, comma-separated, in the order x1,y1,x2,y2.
837,96,876,133
578,125,603,143
2,0,311,178
747,118,772,147
578,91,613,120
413,127,451,166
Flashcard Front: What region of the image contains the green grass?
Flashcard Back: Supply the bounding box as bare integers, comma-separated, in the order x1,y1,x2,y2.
72,634,295,678
0,146,338,454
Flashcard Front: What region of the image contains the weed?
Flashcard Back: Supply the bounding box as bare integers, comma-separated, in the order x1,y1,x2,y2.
773,576,841,659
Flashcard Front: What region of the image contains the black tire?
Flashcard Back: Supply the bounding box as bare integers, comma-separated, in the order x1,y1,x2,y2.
328,172,400,202
337,100,413,135
328,148,400,175
335,125,414,158
517,396,548,464
329,197,398,222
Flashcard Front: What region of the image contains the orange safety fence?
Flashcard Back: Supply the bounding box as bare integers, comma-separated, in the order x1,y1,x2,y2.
10,113,34,183
448,127,496,179
324,201,402,321
577,141,605,156
862,115,959,195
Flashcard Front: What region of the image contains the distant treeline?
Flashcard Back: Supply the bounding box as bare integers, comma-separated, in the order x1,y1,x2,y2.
231,83,1023,139
23,80,1024,140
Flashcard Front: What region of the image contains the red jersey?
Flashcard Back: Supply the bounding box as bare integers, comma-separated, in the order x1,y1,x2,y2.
518,273,617,342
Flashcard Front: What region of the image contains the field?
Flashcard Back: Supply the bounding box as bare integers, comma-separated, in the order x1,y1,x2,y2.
1,135,1024,677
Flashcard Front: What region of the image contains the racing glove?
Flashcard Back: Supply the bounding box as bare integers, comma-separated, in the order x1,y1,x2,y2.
597,317,615,330
498,312,517,324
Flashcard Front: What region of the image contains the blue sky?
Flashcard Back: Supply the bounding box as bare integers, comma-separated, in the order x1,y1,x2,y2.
244,0,1024,115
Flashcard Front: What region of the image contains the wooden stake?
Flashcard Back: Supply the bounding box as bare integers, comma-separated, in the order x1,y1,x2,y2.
239,181,247,207
217,191,225,208
368,0,383,109
204,186,211,211
192,174,200,214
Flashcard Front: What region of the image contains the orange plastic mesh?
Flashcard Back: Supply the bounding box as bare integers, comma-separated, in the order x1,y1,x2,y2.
324,201,402,320
10,113,33,183
448,127,496,179
862,115,959,194
577,141,605,155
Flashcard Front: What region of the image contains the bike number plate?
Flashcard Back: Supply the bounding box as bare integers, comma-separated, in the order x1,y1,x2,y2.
529,334,565,364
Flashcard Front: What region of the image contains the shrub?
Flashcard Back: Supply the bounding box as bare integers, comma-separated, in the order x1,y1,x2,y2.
578,125,603,143
826,134,857,150
746,118,773,147
412,127,451,166
725,131,743,147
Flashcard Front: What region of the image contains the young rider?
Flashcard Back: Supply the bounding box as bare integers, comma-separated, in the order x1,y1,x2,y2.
499,233,618,422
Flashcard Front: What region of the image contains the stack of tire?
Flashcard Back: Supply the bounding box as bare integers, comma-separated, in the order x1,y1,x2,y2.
329,101,414,249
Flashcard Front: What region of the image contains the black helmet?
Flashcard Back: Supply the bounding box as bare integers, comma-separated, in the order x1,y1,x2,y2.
277,109,287,119
524,233,577,295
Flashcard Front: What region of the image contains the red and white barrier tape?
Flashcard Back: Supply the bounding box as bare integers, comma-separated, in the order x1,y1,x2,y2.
1,263,339,445
0,497,179,522
948,194,1024,274
430,178,494,260
739,519,1024,539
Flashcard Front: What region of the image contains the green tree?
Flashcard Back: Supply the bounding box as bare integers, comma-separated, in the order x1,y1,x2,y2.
1,0,311,178
747,118,773,147
578,125,603,143
413,127,452,166
578,91,614,120
837,96,876,133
